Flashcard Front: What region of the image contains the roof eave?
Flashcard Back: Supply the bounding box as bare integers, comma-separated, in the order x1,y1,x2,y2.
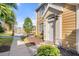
36,3,46,12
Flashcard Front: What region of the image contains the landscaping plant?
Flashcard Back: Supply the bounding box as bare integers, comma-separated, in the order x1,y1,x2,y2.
0,37,13,52
0,3,17,36
0,25,4,33
23,17,33,35
36,44,61,56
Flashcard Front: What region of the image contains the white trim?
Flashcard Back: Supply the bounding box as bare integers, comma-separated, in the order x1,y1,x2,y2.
55,15,62,46
44,19,46,40
59,14,62,46
42,4,49,18
42,4,63,18
45,18,49,41
49,4,63,12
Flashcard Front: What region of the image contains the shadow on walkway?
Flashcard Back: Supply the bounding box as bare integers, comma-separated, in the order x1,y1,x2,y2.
59,47,79,56
0,46,10,53
9,36,35,56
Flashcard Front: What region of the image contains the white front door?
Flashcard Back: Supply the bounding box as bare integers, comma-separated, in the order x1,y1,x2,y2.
48,18,55,42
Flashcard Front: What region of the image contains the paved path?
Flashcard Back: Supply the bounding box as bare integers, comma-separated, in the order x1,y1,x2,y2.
0,51,9,56
9,36,35,56
1,35,79,56
0,35,38,56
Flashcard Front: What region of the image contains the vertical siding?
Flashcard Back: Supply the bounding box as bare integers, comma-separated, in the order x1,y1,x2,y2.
62,4,76,49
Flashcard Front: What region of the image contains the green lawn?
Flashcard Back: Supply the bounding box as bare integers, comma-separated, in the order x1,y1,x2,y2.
0,37,13,52
0,33,12,36
0,37,13,46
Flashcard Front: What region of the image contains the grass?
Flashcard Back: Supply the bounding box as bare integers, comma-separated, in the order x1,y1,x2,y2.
0,37,13,52
0,33,11,36
0,37,13,46
0,31,12,36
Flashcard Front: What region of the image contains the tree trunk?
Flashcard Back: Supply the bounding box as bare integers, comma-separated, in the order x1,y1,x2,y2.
12,24,14,36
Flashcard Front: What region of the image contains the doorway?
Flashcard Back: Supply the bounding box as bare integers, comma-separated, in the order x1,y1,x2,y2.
47,18,55,43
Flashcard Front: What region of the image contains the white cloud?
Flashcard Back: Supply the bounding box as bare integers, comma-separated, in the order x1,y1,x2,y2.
18,22,24,27
17,3,21,6
16,19,24,28
32,19,36,26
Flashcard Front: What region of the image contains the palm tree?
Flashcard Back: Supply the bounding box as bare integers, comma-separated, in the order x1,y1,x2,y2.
5,11,17,36
0,3,17,20
0,3,17,35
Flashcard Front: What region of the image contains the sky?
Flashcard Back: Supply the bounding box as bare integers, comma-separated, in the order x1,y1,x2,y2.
14,3,39,28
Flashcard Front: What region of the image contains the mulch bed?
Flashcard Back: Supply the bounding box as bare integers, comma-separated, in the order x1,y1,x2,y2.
27,35,43,45
25,42,36,47
0,46,10,53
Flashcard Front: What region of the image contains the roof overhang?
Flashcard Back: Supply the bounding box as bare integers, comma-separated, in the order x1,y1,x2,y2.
42,4,64,18
35,3,47,12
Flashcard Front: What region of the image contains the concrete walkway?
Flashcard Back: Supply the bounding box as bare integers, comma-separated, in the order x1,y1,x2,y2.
0,36,38,56
0,51,9,56
9,36,35,56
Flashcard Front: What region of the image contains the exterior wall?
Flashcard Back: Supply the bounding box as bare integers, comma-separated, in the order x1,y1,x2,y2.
76,4,79,53
36,4,77,50
36,10,44,35
36,4,48,36
62,4,76,49
36,12,38,35
36,12,43,35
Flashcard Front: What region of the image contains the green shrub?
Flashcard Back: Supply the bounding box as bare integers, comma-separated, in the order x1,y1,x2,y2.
36,44,61,56
0,25,4,33
21,36,26,41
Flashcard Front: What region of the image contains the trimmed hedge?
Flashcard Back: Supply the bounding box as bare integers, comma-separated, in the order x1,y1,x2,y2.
36,44,61,56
